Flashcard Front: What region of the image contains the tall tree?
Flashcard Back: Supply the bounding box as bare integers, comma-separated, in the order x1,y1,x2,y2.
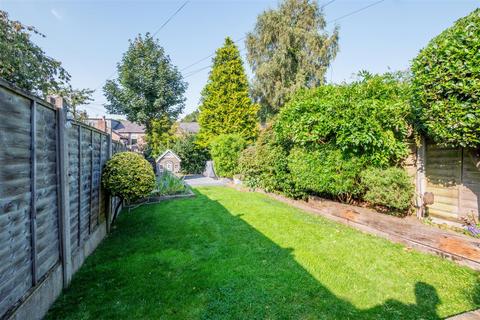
198,37,258,147
246,0,339,119
103,33,187,132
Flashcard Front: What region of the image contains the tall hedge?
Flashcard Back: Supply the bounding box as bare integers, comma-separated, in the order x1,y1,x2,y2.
412,9,480,147
210,134,247,178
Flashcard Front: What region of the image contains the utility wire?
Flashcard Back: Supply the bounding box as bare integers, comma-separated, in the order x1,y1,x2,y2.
181,0,386,77
152,1,189,37
327,0,385,24
183,47,247,79
320,0,337,9
92,0,190,92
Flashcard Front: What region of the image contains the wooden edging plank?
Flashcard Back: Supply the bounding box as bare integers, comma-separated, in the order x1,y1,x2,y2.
226,184,480,271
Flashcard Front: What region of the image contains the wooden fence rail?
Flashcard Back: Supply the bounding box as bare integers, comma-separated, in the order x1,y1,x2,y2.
0,79,126,320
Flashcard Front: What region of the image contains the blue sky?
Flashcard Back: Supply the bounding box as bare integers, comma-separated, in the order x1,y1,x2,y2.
1,0,478,118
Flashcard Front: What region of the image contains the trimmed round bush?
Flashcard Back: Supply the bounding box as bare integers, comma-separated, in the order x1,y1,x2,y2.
360,167,414,213
412,9,480,147
210,134,246,178
102,152,155,202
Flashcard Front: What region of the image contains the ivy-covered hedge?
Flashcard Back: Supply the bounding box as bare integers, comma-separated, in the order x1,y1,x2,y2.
240,72,415,213
102,152,156,202
275,72,412,166
210,134,247,178
239,125,303,198
412,9,480,148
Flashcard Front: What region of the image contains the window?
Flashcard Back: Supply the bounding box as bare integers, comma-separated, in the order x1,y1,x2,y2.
130,133,138,145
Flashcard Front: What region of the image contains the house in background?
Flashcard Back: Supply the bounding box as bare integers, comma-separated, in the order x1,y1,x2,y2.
178,122,200,135
87,117,146,151
156,149,181,174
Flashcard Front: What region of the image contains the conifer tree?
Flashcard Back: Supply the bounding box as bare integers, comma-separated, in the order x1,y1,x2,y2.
198,37,258,147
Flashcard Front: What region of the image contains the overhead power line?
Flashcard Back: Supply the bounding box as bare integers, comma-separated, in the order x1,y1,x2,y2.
180,0,385,76
327,0,385,24
152,1,189,37
183,47,247,79
93,0,190,91
320,0,337,9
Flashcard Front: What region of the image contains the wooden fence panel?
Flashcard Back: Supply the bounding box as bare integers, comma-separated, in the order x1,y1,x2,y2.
34,104,60,280
99,135,108,223
67,124,80,252
0,79,127,319
425,144,480,223
90,132,101,230
0,86,33,317
425,145,462,222
79,128,92,242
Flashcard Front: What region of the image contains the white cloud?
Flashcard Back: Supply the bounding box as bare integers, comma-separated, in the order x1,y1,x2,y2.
50,8,63,21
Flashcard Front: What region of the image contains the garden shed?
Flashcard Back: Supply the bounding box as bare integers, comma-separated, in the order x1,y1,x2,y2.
156,149,181,174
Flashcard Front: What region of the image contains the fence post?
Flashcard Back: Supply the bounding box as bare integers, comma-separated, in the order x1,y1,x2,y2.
106,134,113,233
416,135,427,218
57,105,72,287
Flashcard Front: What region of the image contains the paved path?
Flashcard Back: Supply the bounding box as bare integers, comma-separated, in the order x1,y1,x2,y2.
184,175,227,187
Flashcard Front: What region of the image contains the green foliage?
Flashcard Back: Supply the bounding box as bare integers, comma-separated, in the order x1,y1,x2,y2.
46,187,480,320
0,10,92,103
411,9,480,148
0,10,70,96
182,110,199,122
239,125,303,198
275,72,412,167
172,135,209,174
55,87,94,122
360,167,414,213
210,134,246,178
104,33,187,132
102,152,155,202
146,116,179,157
152,171,189,196
246,0,339,118
198,37,258,147
288,146,366,202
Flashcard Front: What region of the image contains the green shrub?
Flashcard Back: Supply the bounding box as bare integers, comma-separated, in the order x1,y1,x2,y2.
239,126,304,198
152,171,189,196
275,72,412,166
210,134,247,178
102,152,155,203
411,9,480,148
360,167,414,213
288,146,366,202
172,135,209,174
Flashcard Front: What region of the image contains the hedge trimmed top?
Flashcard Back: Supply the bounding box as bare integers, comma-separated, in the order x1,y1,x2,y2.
412,9,480,148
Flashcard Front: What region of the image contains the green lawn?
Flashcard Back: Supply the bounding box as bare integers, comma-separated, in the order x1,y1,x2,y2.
46,187,480,319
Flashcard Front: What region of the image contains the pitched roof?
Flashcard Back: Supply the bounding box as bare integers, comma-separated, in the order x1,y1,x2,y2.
111,119,145,133
179,122,200,134
156,149,181,162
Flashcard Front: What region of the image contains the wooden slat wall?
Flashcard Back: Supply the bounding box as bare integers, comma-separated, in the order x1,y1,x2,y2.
425,144,480,222
0,86,33,317
67,125,80,252
0,80,125,319
34,104,60,280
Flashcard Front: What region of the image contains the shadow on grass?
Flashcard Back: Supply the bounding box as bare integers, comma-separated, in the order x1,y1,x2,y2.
46,189,475,319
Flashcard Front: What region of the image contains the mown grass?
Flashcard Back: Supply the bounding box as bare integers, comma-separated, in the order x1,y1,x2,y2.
46,187,480,319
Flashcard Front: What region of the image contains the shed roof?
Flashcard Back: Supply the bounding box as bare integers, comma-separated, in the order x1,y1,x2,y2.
156,149,181,162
